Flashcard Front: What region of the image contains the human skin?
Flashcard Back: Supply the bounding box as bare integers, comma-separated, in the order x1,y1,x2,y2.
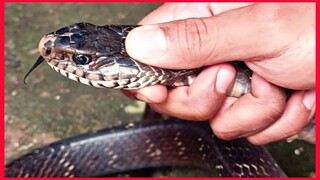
122,3,315,145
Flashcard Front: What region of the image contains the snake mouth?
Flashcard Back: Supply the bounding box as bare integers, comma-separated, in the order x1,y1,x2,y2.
47,61,123,89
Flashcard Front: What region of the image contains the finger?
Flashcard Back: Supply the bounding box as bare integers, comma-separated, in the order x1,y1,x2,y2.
139,3,213,25
150,63,236,120
209,73,286,140
247,89,315,145
209,3,253,14
139,3,252,25
121,89,137,100
121,85,168,103
126,3,289,69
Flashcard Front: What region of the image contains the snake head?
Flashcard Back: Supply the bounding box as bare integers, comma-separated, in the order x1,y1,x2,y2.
38,22,131,59
24,23,109,85
37,22,139,68
25,22,142,88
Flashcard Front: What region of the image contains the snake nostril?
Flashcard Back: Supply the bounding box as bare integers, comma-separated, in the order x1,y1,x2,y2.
45,48,52,56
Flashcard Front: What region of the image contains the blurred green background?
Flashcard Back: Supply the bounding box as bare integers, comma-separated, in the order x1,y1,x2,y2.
4,3,315,177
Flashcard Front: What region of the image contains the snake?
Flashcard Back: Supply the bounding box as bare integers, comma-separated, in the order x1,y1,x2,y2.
23,22,250,97
6,22,310,177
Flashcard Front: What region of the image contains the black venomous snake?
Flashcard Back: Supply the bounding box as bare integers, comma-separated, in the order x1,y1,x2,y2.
6,22,291,177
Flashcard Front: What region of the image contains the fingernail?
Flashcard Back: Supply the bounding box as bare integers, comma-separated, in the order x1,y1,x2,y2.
215,66,236,94
303,89,315,110
126,25,167,61
135,93,152,103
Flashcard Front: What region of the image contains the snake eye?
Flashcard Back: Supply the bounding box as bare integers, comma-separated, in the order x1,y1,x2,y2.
72,54,92,65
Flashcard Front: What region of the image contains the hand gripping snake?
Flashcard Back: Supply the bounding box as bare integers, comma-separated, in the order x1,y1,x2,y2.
5,22,310,177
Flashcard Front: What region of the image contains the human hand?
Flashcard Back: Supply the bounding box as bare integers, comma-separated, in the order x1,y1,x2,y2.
122,3,315,145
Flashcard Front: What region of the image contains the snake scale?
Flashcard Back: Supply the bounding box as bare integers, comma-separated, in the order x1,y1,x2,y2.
6,22,287,177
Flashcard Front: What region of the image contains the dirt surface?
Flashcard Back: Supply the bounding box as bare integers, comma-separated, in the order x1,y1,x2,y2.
4,3,315,177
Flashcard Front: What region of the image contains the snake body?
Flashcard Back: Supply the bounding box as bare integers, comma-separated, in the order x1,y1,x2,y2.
6,112,286,177
11,22,290,177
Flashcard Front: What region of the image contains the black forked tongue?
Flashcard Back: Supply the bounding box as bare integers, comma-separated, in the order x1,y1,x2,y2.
23,56,45,84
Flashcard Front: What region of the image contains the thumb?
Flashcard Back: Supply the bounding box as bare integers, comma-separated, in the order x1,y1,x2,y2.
125,3,290,69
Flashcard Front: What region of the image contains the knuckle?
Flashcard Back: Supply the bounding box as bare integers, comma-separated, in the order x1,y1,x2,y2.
210,121,235,140
177,18,213,64
286,124,300,136
252,3,291,25
257,90,286,121
249,3,288,45
250,3,313,56
252,3,300,37
264,102,285,122
191,103,216,120
286,113,310,135
210,117,237,140
193,108,212,120
182,18,204,51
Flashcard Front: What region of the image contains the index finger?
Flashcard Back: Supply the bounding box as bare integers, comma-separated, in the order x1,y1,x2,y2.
139,3,252,25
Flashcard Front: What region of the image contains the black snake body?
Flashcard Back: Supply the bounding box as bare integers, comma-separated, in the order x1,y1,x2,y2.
7,22,290,177
5,109,286,177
